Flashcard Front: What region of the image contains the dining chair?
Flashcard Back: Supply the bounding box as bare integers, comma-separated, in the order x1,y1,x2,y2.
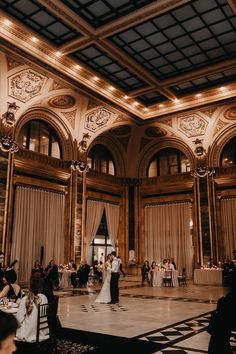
162,270,173,287
177,268,187,286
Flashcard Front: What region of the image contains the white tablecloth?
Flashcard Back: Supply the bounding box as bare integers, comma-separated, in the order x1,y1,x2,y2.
59,270,74,288
194,269,223,285
151,269,179,287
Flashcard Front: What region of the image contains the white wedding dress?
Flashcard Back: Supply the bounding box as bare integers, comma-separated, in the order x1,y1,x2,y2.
95,261,111,303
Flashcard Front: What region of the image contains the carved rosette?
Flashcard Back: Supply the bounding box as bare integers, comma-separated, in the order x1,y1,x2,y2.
9,70,46,102
48,95,75,109
178,114,208,137
85,107,117,132
224,107,236,120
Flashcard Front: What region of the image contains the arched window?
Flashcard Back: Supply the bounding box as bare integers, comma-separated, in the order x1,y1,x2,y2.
220,136,236,167
18,120,62,159
148,148,190,177
88,144,115,176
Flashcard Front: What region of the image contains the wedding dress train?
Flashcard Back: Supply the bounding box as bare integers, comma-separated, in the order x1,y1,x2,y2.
95,262,111,303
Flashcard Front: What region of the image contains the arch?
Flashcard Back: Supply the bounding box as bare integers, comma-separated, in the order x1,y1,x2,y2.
208,123,236,167
88,134,125,177
14,107,74,160
138,137,195,178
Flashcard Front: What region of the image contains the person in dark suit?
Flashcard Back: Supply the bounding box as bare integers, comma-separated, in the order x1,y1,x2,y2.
45,259,59,290
207,271,236,354
0,309,19,354
141,260,150,285
108,251,120,304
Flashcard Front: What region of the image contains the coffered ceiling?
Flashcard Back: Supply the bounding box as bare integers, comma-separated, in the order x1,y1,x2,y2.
0,0,236,120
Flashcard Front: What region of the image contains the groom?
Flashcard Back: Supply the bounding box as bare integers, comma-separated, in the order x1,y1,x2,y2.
109,251,120,304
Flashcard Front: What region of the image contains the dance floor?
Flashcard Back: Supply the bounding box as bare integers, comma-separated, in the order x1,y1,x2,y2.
55,276,233,354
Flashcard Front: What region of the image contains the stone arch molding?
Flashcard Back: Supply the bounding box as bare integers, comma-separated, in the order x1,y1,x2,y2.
14,108,74,160
138,137,195,178
208,123,236,167
87,134,125,177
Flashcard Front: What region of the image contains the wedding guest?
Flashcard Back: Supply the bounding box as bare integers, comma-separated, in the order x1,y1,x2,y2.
31,260,43,274
15,275,49,343
109,251,120,304
207,271,236,354
151,261,157,270
141,260,150,285
171,257,177,270
0,270,21,302
166,259,175,271
45,259,59,290
0,310,18,354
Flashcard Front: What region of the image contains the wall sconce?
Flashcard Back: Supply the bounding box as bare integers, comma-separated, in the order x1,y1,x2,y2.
0,102,18,153
191,166,215,178
2,102,17,126
70,133,91,173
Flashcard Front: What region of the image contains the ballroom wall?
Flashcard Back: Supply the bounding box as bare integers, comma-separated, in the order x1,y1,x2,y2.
0,49,236,277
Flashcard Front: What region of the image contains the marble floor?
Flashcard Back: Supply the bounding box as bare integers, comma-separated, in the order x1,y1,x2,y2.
56,276,233,354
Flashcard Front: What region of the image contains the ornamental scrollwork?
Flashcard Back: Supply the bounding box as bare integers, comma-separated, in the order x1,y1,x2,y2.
85,108,116,132
9,70,46,102
178,114,207,137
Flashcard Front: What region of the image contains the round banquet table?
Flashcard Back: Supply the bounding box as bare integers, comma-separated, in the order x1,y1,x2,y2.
150,269,179,287
59,270,74,288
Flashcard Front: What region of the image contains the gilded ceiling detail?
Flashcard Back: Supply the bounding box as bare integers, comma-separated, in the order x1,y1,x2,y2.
200,107,217,118
213,119,229,137
49,81,68,91
48,95,75,109
9,70,46,102
87,99,100,110
145,127,167,138
6,56,22,71
178,115,208,138
85,108,117,132
109,125,131,136
61,110,77,129
161,119,172,127
114,114,129,123
224,107,236,120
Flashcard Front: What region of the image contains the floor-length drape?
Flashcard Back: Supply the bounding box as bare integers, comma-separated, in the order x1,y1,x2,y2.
85,200,104,262
145,202,193,277
105,203,120,248
11,186,65,284
220,197,236,259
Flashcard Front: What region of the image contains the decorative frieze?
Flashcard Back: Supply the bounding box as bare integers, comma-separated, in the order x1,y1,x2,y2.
85,107,117,132
48,95,75,109
9,70,46,102
213,119,229,137
61,110,77,129
178,114,208,137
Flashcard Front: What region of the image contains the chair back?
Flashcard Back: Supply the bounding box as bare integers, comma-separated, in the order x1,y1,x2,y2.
163,270,172,279
36,303,50,343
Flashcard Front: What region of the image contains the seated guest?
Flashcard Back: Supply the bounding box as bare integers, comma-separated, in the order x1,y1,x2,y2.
45,259,59,290
0,270,21,302
0,310,19,354
15,275,49,343
31,260,43,274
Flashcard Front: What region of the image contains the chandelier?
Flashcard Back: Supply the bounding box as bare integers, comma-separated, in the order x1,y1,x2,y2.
191,166,215,178
0,102,18,153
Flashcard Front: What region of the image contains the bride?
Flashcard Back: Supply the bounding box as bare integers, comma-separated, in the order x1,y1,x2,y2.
95,254,112,303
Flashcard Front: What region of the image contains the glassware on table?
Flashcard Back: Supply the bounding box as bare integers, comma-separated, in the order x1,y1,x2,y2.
2,297,9,308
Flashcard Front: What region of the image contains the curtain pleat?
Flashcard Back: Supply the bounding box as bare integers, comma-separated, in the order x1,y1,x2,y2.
220,198,236,259
11,186,65,284
145,202,193,277
105,203,120,248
